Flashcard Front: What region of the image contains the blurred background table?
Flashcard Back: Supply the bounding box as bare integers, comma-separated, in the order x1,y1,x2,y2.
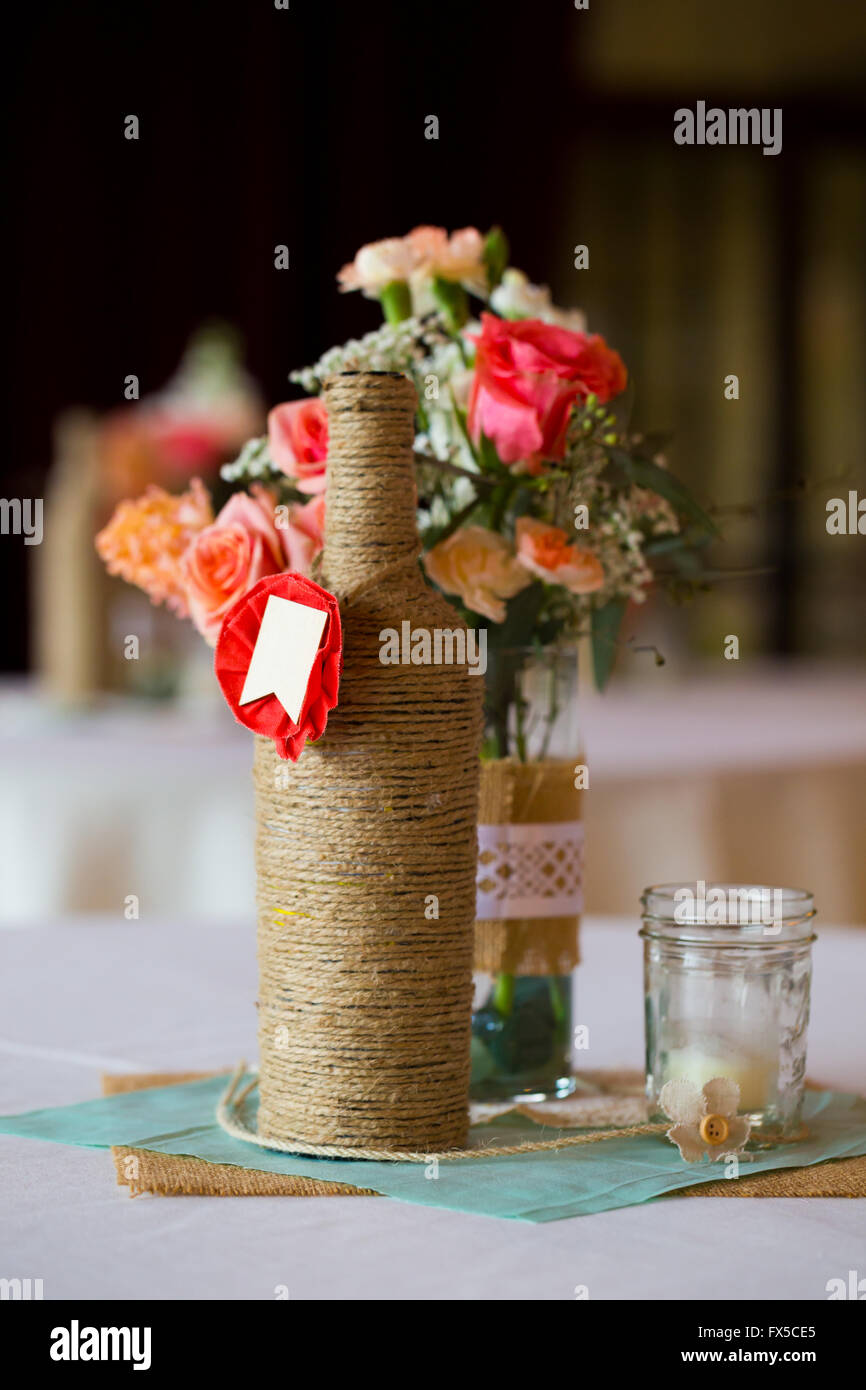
1,916,862,1300
2,666,865,924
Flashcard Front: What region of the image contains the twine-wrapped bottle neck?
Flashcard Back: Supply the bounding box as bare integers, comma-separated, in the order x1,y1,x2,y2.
321,372,420,593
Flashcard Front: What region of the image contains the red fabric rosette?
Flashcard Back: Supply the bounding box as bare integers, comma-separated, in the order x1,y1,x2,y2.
214,571,342,761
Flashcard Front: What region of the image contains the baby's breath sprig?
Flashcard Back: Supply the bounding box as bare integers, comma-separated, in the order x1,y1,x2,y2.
290,314,451,394
220,436,279,484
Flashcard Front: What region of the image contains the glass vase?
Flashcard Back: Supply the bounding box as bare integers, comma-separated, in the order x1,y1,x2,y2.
470,645,587,1103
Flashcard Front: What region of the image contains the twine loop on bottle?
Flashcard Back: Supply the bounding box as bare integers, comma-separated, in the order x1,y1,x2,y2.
216,1063,668,1162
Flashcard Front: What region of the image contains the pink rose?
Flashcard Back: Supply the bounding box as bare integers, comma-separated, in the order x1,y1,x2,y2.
181,488,284,645
515,516,605,595
423,525,530,623
268,399,328,494
468,313,627,469
278,494,326,575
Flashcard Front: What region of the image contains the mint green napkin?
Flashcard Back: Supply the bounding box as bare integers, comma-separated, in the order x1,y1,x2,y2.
2,1077,864,1222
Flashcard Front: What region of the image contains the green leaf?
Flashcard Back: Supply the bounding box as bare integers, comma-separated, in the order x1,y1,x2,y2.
421,492,483,549
670,546,707,579
452,404,481,467
431,277,470,332
635,431,674,455
591,598,627,691
379,280,412,324
487,581,547,652
609,448,720,537
643,525,713,557
483,226,509,292
477,429,505,475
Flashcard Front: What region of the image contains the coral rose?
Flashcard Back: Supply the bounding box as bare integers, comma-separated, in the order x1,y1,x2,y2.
182,488,284,645
515,516,605,594
468,313,627,469
268,398,328,494
423,525,531,623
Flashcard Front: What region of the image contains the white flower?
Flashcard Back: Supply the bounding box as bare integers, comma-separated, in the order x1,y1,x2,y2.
289,316,450,392
490,268,587,333
659,1077,752,1163
449,367,474,411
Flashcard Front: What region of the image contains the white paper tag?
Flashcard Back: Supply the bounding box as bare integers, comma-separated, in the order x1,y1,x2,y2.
239,594,328,723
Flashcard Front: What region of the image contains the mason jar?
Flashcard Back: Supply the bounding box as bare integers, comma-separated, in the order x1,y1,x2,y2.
640,883,816,1144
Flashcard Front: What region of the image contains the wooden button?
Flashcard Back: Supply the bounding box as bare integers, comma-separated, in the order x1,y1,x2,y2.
699,1113,730,1146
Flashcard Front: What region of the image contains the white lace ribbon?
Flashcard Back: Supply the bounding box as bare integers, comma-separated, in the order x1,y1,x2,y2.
476,820,585,920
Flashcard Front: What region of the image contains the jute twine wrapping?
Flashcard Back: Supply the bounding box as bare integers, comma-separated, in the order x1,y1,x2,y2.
475,758,583,975
254,372,483,1154
105,1073,866,1198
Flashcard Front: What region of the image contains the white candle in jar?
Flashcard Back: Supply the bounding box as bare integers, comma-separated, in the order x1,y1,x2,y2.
664,1039,776,1111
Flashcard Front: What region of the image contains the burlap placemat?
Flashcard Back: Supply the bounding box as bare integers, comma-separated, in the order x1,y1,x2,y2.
104,1073,378,1198
103,1072,866,1199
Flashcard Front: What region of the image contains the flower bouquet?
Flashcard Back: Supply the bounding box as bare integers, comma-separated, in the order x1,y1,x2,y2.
96,224,719,1103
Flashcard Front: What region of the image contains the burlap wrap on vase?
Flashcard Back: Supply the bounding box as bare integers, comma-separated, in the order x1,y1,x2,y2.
475,758,584,976
254,372,483,1154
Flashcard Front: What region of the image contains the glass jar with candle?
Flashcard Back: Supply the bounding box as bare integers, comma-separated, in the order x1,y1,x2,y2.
641,883,816,1145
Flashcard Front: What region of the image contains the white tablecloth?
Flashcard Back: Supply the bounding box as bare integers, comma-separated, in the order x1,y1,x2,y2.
1,917,863,1300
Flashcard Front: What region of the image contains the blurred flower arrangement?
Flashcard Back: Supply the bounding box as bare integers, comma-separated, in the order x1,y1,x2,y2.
97,226,719,745
88,325,265,698
98,325,264,504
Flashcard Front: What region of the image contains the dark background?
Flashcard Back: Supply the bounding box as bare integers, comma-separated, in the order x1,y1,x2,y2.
6,0,866,673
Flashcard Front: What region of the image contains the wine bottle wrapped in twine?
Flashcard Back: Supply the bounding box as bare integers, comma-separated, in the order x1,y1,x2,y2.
254,372,483,1153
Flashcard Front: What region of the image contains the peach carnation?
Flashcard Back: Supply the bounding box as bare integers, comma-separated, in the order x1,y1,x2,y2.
338,235,425,295
406,225,487,294
338,225,486,297
95,478,213,617
515,516,605,594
